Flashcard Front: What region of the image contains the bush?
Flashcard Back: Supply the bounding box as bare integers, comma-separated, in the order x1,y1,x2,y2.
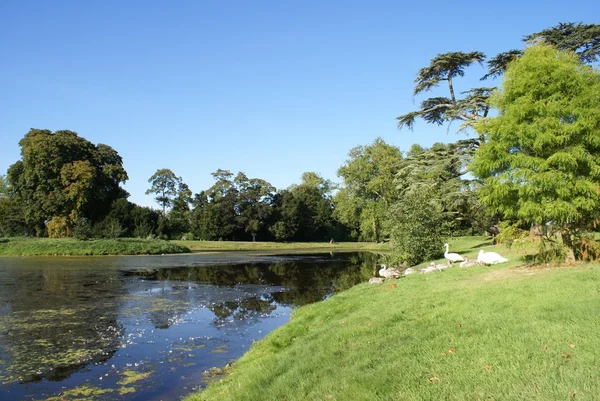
103,218,125,239
46,216,70,238
71,218,93,240
388,189,446,266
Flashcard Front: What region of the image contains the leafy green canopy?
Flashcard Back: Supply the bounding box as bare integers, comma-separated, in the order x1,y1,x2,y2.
472,44,600,247
7,129,128,234
334,138,402,241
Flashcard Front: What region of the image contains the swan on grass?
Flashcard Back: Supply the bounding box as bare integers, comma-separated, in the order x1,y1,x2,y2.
378,264,402,279
477,250,509,265
444,243,465,265
459,257,478,268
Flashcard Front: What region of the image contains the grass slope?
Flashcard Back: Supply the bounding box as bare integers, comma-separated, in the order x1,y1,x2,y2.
187,239,600,400
173,240,389,253
0,237,190,256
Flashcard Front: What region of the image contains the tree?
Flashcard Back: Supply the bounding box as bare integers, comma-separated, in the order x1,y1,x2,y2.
334,138,403,241
234,172,276,241
394,140,494,235
0,175,9,198
524,22,600,64
7,129,128,235
397,22,600,143
471,44,600,262
146,168,182,215
388,187,446,266
396,51,490,140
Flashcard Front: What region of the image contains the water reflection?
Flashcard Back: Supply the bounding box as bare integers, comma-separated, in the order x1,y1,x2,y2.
0,251,379,400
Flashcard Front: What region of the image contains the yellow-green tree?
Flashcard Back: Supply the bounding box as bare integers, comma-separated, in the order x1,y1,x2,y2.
472,44,600,261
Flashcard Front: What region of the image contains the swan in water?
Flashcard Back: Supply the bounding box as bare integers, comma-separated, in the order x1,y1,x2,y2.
444,243,464,265
477,249,509,265
379,264,402,279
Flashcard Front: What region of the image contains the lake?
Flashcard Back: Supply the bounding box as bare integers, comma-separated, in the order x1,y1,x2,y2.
0,251,379,400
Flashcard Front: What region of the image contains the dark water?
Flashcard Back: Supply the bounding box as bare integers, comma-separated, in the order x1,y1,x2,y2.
0,251,379,400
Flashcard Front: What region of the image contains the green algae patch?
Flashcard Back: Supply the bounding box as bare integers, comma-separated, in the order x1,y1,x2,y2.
118,386,136,395
44,384,113,400
117,369,153,386
209,345,229,354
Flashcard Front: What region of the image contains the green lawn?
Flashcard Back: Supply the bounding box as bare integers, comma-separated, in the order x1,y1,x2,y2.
0,237,190,256
186,238,600,400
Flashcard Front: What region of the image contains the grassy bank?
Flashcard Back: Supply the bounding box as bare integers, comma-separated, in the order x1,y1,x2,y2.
187,239,600,400
0,237,190,256
173,240,389,253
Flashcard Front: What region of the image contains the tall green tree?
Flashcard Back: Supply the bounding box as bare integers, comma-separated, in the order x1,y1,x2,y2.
396,51,490,139
334,138,403,241
472,44,600,262
7,129,128,235
146,168,182,215
234,172,276,241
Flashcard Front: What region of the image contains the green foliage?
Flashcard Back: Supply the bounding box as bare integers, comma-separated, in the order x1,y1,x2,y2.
71,218,93,240
472,44,600,260
6,129,128,233
102,218,125,239
397,51,489,138
334,138,402,242
0,175,9,197
46,216,70,238
388,188,446,266
146,168,182,214
524,22,600,64
0,197,26,237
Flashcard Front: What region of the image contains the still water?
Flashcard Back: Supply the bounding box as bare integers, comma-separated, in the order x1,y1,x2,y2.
0,251,379,400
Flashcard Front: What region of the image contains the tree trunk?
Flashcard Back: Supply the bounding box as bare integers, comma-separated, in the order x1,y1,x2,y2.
561,231,576,263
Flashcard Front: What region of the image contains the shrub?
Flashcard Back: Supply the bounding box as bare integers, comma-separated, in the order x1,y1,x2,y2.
47,216,70,238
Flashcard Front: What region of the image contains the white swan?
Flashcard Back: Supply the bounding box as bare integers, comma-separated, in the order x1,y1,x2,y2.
477,249,508,265
444,243,464,265
378,264,402,279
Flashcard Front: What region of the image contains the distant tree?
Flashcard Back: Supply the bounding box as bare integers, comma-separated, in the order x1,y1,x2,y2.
334,138,403,242
166,182,193,239
146,168,182,215
7,129,128,235
0,175,9,198
472,44,600,262
277,172,336,241
0,197,25,237
234,172,276,241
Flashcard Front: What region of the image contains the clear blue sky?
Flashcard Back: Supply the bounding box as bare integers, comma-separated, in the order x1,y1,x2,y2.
1,1,597,207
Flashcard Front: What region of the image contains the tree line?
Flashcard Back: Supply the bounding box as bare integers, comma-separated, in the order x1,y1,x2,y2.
1,22,599,264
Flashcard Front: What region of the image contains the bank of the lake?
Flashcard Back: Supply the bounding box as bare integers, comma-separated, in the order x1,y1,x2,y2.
187,240,600,400
0,237,190,256
174,240,389,253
